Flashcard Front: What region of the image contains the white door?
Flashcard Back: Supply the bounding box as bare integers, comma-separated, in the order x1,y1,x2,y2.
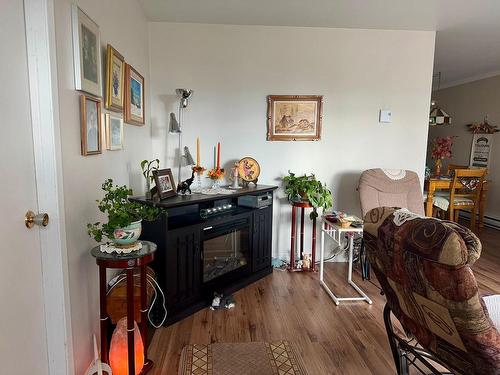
0,2,50,374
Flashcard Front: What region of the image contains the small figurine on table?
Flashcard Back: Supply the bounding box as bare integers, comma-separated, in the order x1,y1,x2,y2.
302,253,312,270
229,162,242,189
177,170,195,195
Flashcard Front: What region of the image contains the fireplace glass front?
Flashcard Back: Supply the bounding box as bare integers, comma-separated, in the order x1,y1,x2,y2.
202,225,250,283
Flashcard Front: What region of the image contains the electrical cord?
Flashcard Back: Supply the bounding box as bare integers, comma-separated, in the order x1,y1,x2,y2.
107,273,167,328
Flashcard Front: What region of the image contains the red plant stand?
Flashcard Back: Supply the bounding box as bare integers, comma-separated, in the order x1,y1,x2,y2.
90,241,156,375
289,201,317,272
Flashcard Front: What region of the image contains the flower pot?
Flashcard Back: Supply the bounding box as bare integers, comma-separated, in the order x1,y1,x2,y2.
112,220,142,247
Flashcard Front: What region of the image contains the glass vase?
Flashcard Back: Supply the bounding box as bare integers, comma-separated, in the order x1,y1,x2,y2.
434,159,442,178
211,179,221,190
191,173,203,193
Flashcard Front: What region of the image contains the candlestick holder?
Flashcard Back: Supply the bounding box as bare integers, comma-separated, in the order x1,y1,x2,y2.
207,168,225,191
191,166,206,193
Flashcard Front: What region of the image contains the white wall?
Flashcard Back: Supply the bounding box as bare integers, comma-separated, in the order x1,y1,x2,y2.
148,23,436,259
428,75,500,222
54,0,152,372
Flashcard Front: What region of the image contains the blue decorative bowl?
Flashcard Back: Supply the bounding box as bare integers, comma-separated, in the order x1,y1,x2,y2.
112,220,142,246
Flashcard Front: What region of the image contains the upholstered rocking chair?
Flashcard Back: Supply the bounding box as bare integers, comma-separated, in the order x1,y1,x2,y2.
363,207,500,375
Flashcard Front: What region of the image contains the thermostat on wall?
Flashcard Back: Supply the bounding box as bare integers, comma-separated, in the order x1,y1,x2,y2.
379,109,392,123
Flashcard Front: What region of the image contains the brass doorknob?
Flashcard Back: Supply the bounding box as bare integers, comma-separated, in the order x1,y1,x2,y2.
25,210,49,229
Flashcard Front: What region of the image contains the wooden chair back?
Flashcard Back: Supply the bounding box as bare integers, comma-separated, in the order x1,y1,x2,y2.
449,168,487,227
446,163,467,175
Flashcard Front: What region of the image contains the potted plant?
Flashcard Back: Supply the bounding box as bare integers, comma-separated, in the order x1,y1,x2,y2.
283,171,333,219
140,159,159,199
87,179,162,247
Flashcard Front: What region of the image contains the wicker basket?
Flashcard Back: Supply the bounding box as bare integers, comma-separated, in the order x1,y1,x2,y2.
338,217,353,228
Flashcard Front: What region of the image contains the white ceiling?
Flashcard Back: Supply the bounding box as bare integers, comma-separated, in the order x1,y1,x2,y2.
139,0,500,88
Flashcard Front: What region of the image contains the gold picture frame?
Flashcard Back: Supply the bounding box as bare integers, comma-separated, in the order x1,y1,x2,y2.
105,44,125,112
267,95,323,141
124,63,145,126
80,94,102,155
105,113,123,150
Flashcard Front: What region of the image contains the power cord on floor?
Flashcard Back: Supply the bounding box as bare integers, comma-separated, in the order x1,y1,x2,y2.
107,273,167,328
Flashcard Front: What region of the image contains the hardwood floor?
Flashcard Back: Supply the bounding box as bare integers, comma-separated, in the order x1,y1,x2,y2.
148,226,500,374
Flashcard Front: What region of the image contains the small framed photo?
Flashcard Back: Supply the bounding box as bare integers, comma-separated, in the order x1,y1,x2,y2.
267,95,323,141
105,114,123,150
153,169,177,200
124,63,145,125
105,45,125,112
80,95,102,156
71,5,102,97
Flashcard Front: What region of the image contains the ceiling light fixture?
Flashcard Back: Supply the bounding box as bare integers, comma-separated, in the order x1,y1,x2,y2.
429,72,452,126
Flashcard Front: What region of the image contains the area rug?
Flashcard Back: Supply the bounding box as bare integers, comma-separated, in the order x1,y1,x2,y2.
178,340,307,375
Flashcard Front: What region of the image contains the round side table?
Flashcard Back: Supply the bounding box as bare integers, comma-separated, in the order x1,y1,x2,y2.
289,201,317,272
91,240,157,375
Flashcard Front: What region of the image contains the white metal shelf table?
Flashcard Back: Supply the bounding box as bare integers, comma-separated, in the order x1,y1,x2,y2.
319,217,372,305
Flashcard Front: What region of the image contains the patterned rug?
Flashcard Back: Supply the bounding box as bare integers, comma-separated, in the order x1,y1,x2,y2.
178,341,307,375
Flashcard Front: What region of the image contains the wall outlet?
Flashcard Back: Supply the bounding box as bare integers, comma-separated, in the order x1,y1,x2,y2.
379,109,392,123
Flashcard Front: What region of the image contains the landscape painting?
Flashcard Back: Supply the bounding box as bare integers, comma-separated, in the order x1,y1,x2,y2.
267,95,323,141
124,63,145,125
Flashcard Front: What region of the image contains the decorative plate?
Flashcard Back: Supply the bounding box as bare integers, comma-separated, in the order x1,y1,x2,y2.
238,157,260,182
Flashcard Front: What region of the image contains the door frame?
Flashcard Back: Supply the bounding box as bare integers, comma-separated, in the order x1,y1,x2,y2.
24,0,74,374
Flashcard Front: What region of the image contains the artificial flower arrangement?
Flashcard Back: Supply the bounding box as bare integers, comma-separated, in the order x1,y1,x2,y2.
207,168,225,180
431,136,455,159
193,165,206,174
431,136,456,176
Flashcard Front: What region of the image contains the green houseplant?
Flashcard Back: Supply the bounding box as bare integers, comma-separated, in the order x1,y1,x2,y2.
283,171,333,219
140,159,159,199
87,179,162,246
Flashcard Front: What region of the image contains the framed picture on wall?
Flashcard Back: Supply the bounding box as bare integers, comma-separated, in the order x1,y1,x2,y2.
105,113,123,150
71,5,102,97
153,168,177,200
124,63,145,125
105,45,125,112
267,95,323,141
80,94,102,155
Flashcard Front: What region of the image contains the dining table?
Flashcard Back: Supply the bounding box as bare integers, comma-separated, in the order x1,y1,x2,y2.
425,177,490,227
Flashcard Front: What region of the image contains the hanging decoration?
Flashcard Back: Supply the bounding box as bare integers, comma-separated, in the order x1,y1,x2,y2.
467,116,499,134
429,72,452,126
468,116,497,168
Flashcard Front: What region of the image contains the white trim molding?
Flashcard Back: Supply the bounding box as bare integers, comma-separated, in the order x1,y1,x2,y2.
24,0,74,374
437,70,500,90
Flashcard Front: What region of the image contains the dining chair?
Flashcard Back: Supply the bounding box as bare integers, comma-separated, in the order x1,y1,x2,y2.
446,163,468,174
439,168,487,229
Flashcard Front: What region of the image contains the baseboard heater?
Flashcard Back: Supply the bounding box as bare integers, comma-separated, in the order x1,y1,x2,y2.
459,212,500,231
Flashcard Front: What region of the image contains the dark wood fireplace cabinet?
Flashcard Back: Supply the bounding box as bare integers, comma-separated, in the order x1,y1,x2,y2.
132,185,277,326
